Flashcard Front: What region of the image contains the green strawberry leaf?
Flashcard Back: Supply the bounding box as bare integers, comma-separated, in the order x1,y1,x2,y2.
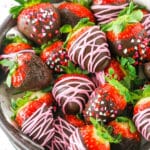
63,18,94,48
15,0,25,4
102,2,143,34
142,85,150,97
10,6,24,18
90,117,122,143
119,1,135,16
61,61,89,75
106,78,131,103
0,59,18,88
11,91,33,111
116,117,137,133
128,10,143,23
60,25,73,34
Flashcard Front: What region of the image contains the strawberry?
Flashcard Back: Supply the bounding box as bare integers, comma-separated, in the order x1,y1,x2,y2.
0,52,52,90
133,85,150,141
21,103,55,148
69,118,121,150
93,0,128,5
52,61,95,115
58,2,95,27
64,114,85,127
11,91,53,127
40,40,69,72
104,58,126,81
101,2,149,64
61,18,111,73
2,36,32,54
109,117,140,150
84,78,132,123
10,0,61,45
91,0,128,25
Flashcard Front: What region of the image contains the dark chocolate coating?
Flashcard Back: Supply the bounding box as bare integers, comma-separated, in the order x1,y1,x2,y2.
84,92,123,123
111,137,140,150
144,62,150,79
18,3,61,45
108,28,147,58
59,9,81,27
17,54,52,91
142,142,150,150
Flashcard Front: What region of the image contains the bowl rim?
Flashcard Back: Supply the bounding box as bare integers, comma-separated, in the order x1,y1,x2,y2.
0,15,44,150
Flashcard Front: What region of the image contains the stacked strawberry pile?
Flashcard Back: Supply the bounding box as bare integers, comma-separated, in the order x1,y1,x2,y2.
0,0,150,150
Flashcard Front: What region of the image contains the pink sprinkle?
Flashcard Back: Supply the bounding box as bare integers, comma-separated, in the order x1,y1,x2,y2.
118,44,122,50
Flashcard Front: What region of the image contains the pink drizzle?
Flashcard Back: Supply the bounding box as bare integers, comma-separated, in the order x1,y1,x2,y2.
68,128,86,150
68,26,111,73
91,3,128,24
0,49,35,60
95,71,105,86
133,108,150,141
52,76,95,114
51,117,76,150
21,104,55,147
142,13,150,37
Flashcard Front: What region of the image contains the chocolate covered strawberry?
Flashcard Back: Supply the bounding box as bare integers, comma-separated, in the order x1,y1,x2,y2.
2,36,32,54
84,79,131,123
21,103,55,148
91,0,129,25
101,3,149,63
109,117,140,150
11,91,53,127
61,18,111,73
40,40,69,72
52,62,95,115
58,2,95,27
69,118,121,150
0,52,52,91
133,86,150,141
10,0,61,45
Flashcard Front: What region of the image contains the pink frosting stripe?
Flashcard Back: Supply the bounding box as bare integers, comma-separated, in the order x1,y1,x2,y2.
52,117,76,150
133,108,150,141
21,104,55,147
142,14,150,37
52,76,95,114
95,71,105,86
91,3,128,24
68,128,86,150
68,26,111,73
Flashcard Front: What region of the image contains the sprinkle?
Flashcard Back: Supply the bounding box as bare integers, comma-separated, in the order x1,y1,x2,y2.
118,44,122,50
134,46,138,50
131,39,135,43
137,39,141,43
100,101,104,104
123,48,128,54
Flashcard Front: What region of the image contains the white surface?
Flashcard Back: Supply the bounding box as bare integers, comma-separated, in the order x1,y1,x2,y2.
0,1,17,150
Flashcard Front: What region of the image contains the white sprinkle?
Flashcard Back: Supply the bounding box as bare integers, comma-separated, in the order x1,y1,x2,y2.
131,39,135,43
123,48,128,54
111,114,115,118
137,39,141,43
134,46,138,50
141,44,146,48
101,101,104,105
110,110,114,113
99,112,103,115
